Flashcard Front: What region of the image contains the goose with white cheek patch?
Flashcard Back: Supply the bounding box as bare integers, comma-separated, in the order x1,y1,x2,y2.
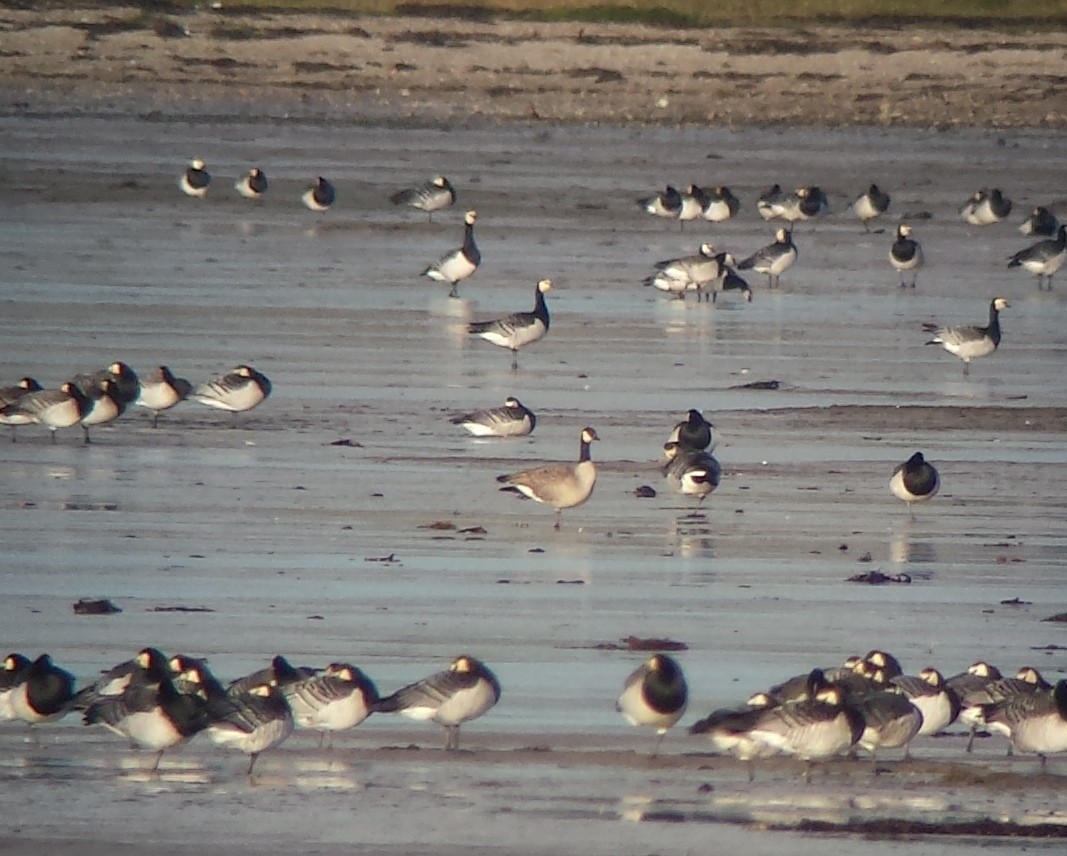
737,227,797,288
180,158,211,198
923,297,1008,376
961,188,1012,225
889,223,924,288
452,396,536,438
497,427,599,530
0,381,91,444
373,655,501,751
1018,205,1060,237
391,175,456,220
136,366,192,428
192,364,272,424
284,663,380,744
235,167,268,200
422,209,480,297
7,654,76,725
468,278,551,370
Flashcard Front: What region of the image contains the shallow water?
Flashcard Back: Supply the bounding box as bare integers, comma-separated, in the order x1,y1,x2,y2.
1,115,1066,853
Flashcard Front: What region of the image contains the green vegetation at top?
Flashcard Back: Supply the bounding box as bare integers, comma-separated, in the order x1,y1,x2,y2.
57,0,1067,28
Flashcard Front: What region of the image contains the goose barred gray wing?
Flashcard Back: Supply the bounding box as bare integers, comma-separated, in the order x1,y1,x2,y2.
923,297,1009,376
192,364,272,421
373,655,501,750
452,396,536,437
391,175,456,220
1008,224,1067,290
468,278,551,369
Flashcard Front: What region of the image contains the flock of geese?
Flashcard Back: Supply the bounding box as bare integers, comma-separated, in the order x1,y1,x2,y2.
4,161,1063,783
3,645,1065,779
0,363,272,442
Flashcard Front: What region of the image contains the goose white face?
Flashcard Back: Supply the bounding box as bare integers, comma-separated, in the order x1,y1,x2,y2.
537,278,553,294
969,661,995,677
464,210,477,224
581,427,599,444
451,656,473,674
993,297,1010,311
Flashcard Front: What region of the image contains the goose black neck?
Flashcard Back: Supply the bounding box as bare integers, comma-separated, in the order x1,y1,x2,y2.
534,285,550,328
579,437,593,462
987,301,1002,344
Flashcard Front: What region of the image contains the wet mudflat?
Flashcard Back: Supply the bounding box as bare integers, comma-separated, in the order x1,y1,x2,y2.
1,114,1066,854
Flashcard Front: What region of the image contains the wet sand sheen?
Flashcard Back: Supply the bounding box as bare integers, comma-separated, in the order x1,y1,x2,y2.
0,112,1066,854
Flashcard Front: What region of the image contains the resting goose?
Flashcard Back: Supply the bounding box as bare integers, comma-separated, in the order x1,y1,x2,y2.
665,408,716,453
737,227,797,288
889,223,924,288
373,654,501,751
284,662,380,740
961,188,1012,226
980,679,1067,771
235,167,268,200
1018,205,1060,237
780,186,829,225
136,366,192,428
79,378,127,445
497,426,599,530
192,364,272,424
637,185,682,221
390,175,456,220
452,396,536,437
1008,224,1067,290
0,381,91,444
179,158,211,198
756,183,787,220
616,653,689,754
923,297,1009,376
852,183,891,231
468,278,551,370
701,185,741,222
0,377,43,442
422,209,480,297
643,244,733,301
890,451,940,510
302,176,336,213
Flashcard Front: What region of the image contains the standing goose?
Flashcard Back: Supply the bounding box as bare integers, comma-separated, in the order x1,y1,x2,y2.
701,185,741,222
891,667,962,737
192,364,272,424
923,297,1009,376
373,654,501,751
742,670,866,782
615,653,689,754
79,378,126,445
1019,205,1060,237
643,244,734,302
390,175,456,220
0,381,91,444
69,647,172,712
845,668,923,760
0,377,43,442
946,660,1004,752
960,665,1051,753
662,443,721,500
235,167,268,200
302,176,336,213
889,223,924,288
961,188,1012,225
1007,224,1067,290
179,158,211,198
203,680,294,776
451,396,536,437
980,679,1067,771
136,365,192,428
890,451,940,510
852,183,891,231
468,278,551,370
84,673,208,773
422,210,480,298
497,426,599,530
737,227,797,288
637,184,683,221
708,266,753,304
284,662,380,742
